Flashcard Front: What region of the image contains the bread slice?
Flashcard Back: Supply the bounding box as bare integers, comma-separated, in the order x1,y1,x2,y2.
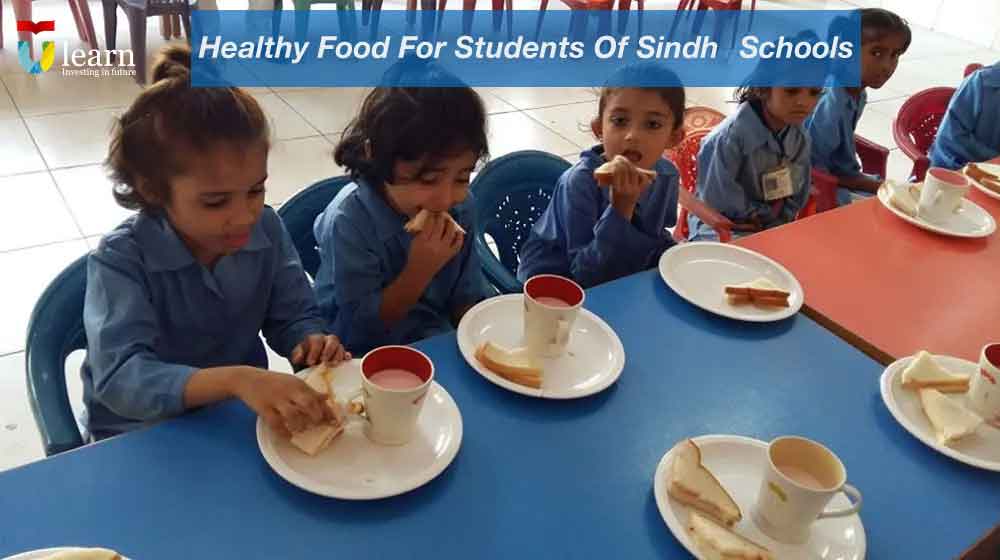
919,388,982,446
593,154,656,187
42,549,122,560
887,181,919,216
964,163,1000,194
404,208,466,235
289,366,347,456
724,278,789,308
475,341,543,389
902,351,970,393
687,511,773,560
668,439,742,527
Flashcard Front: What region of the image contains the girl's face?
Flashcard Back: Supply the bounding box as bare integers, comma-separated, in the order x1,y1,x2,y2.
592,88,683,171
385,150,477,218
162,141,269,266
860,32,908,89
764,87,823,127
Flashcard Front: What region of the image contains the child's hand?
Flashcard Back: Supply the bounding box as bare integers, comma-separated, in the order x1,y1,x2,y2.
408,212,464,278
681,192,734,242
291,334,350,367
234,370,333,438
598,156,656,221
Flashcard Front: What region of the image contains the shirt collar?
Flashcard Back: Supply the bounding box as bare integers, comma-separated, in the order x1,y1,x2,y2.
980,64,1000,87
735,101,785,153
134,210,272,272
355,178,410,242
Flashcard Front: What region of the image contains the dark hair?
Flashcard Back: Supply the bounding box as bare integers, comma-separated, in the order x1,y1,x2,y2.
860,8,911,52
596,63,685,131
106,44,270,212
334,61,488,191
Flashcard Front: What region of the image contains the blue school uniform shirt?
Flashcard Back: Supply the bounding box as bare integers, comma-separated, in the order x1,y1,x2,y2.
313,180,490,355
516,145,679,289
930,63,1000,170
81,207,327,439
806,87,867,178
689,101,812,241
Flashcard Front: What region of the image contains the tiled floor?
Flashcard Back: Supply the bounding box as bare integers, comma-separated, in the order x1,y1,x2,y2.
1,0,997,472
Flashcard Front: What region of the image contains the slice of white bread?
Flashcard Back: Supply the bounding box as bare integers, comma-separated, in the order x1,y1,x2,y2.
593,154,657,187
919,388,982,447
687,511,773,560
668,439,742,527
902,351,970,393
42,549,122,560
289,366,347,456
475,341,543,389
404,209,466,235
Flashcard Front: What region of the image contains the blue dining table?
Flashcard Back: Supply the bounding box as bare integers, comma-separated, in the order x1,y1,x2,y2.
1,270,997,559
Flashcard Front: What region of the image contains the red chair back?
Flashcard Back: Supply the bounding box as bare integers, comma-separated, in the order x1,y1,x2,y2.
683,105,725,132
964,63,983,78
665,128,711,241
892,87,955,182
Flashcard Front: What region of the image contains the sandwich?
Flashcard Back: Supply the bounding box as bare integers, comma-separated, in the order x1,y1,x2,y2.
887,181,920,216
964,163,1000,194
404,208,466,235
723,278,790,308
687,511,773,560
474,341,543,389
668,439,742,527
41,549,122,560
593,154,657,187
919,388,982,447
289,365,348,456
901,351,970,393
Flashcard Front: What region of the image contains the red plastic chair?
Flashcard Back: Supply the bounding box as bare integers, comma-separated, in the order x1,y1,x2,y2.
964,63,983,78
665,128,711,242
560,0,643,9
803,136,888,215
892,87,955,182
678,0,755,11
683,105,725,131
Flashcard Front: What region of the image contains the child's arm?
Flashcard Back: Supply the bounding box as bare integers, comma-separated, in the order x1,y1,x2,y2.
834,173,883,193
933,74,999,169
381,213,463,325
697,135,771,227
447,201,492,325
779,135,815,222
678,188,733,241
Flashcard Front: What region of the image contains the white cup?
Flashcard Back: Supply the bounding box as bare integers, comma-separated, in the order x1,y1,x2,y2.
522,274,585,358
918,167,971,223
752,436,863,544
968,343,1000,428
346,346,434,446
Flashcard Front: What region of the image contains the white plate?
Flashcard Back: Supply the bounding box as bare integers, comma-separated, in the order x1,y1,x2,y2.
653,435,866,560
3,550,129,560
877,183,996,238
256,361,463,500
966,162,1000,202
658,242,804,322
456,294,625,399
879,354,1000,472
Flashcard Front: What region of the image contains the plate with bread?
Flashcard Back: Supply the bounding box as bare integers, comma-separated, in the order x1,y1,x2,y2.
879,352,1000,472
654,436,865,560
658,243,804,322
3,549,126,560
963,162,1000,202
878,180,996,238
456,294,625,399
256,361,463,499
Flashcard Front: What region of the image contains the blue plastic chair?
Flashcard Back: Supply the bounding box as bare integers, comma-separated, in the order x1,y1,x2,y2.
470,150,570,294
24,255,89,456
277,175,353,278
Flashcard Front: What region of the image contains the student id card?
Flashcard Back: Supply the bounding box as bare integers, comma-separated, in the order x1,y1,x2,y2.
762,164,794,201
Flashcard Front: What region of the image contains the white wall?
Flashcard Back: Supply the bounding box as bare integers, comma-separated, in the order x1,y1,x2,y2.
847,0,1000,51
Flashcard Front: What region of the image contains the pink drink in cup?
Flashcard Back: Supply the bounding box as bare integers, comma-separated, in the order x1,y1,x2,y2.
523,275,585,357
918,167,971,222
353,346,434,445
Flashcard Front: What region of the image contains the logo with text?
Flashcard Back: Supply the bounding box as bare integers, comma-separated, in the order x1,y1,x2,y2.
17,20,56,74
17,19,137,78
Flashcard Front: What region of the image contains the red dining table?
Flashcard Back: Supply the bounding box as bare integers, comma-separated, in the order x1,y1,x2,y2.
735,165,1000,366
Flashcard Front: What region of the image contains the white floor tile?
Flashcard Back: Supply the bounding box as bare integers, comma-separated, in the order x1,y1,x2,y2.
276,88,370,135
51,165,136,237
0,352,45,473
475,89,519,115
0,240,90,355
486,87,598,111
886,148,917,182
856,105,897,149
25,108,121,169
524,101,598,150
3,72,140,117
865,96,908,120
255,92,322,140
0,171,82,252
0,119,47,177
266,135,344,205
0,87,18,121
487,111,581,159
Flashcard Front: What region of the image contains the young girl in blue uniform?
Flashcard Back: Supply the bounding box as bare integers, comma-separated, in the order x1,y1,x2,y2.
930,62,1000,170
313,64,492,354
83,46,348,441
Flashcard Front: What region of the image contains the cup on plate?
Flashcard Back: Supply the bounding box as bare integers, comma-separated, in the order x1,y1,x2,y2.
347,346,434,446
968,343,1000,427
917,167,971,223
752,436,863,544
522,274,585,358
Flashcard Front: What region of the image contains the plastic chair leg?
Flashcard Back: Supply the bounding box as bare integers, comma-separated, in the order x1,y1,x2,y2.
102,0,118,53
124,6,147,84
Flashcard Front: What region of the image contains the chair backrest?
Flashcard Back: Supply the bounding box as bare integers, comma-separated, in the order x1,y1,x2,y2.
469,150,570,294
964,63,983,78
664,127,711,242
683,106,725,132
276,175,354,278
25,255,89,456
892,87,955,164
